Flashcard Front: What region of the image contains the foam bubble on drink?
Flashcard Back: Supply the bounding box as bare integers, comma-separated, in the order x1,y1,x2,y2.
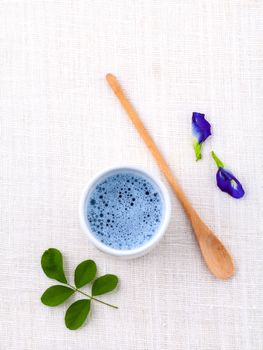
86,171,164,250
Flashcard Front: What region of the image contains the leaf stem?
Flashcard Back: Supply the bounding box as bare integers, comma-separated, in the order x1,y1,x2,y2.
67,284,118,309
211,151,225,168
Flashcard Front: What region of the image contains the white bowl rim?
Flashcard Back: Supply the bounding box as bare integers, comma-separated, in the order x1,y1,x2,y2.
79,165,171,258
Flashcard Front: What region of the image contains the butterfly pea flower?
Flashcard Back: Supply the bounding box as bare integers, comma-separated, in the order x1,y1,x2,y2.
211,151,245,199
192,112,211,161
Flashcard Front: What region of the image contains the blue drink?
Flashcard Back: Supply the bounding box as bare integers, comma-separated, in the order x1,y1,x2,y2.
86,170,164,250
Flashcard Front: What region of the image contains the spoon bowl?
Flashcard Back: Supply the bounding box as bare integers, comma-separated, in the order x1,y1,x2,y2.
190,214,234,279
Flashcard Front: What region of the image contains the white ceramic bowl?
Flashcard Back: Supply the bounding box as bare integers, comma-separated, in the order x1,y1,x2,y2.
79,166,171,259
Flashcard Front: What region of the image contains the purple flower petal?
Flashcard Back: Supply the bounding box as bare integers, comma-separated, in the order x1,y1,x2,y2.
216,168,245,199
212,151,245,199
192,112,211,160
192,112,211,143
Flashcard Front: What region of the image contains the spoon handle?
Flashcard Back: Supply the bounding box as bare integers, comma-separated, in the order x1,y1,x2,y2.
106,73,194,218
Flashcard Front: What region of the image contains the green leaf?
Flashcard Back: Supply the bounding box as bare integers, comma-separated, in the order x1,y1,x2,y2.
65,299,91,330
74,260,97,288
211,151,225,168
41,285,75,306
92,274,118,296
41,248,67,283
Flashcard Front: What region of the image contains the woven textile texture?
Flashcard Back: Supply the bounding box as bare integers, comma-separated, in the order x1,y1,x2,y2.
0,1,262,349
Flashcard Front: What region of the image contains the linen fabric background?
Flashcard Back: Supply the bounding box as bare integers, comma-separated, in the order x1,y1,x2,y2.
0,1,262,349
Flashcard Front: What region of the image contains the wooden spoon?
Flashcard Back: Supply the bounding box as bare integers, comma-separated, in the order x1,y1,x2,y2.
106,73,234,279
